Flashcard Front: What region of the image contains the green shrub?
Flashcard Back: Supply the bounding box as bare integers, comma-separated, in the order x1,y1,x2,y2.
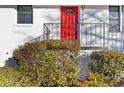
12,40,80,87
82,72,110,87
90,50,124,85
46,39,80,51
13,39,80,66
0,65,21,87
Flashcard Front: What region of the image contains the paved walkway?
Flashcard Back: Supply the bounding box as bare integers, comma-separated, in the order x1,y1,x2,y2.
78,51,91,80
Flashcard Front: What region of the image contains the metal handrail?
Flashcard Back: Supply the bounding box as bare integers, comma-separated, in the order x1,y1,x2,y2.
44,24,51,34
43,23,124,52
43,22,122,32
26,24,51,43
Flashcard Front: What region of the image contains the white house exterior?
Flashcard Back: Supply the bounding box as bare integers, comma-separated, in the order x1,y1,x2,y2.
0,5,124,66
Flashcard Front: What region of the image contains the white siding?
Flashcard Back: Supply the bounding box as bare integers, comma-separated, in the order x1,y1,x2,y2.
80,5,109,23
79,5,109,46
0,5,60,66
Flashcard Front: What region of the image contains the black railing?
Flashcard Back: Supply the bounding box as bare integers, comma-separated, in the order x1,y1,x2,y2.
79,23,124,52
27,24,50,43
43,23,124,52
27,23,124,52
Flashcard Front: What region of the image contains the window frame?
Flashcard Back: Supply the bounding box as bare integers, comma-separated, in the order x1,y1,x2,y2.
17,5,33,24
109,6,120,31
122,6,124,32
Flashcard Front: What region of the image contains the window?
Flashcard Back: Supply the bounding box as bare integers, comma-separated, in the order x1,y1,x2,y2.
17,5,33,24
109,6,120,31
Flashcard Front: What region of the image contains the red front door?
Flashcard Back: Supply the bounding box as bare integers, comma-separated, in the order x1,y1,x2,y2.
60,6,78,40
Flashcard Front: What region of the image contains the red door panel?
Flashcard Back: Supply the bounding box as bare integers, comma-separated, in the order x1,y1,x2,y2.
61,6,78,40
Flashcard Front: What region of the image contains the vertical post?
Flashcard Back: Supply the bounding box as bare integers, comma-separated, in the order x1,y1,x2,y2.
100,23,101,44
46,24,49,39
45,24,49,40
116,28,117,50
86,24,87,45
43,24,45,40
112,26,114,49
95,23,96,45
103,23,105,46
108,24,109,48
81,23,83,45
58,23,59,39
79,23,81,45
91,23,92,45
52,23,53,39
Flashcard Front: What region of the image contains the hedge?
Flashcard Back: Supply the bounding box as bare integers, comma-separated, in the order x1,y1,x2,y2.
11,40,80,87
89,50,124,86
13,39,80,66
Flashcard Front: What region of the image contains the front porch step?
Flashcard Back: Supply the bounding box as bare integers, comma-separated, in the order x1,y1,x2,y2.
80,45,110,50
